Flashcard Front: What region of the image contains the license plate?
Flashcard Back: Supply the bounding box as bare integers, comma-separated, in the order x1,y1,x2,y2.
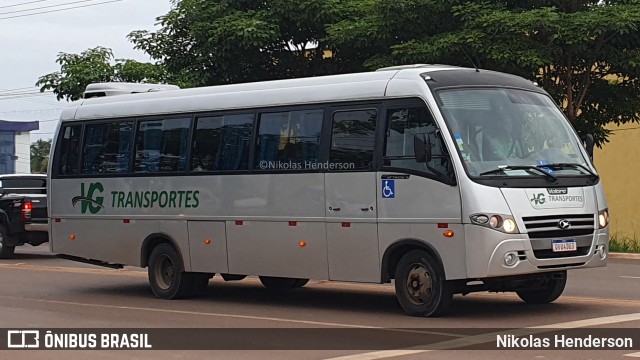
552,239,577,252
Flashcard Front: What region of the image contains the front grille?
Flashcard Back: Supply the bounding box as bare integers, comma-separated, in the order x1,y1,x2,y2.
522,214,594,239
523,214,594,259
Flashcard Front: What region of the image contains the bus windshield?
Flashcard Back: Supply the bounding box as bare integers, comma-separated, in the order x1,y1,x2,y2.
436,88,591,177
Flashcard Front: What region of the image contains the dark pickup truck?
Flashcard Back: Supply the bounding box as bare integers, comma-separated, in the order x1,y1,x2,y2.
0,174,48,258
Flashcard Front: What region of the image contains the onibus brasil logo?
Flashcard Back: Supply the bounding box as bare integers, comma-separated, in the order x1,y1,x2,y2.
72,182,105,214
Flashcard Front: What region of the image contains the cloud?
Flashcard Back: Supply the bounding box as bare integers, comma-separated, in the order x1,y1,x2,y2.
0,0,173,142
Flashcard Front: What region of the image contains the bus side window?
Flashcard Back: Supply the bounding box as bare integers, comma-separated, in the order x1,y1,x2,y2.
57,125,82,176
383,106,451,178
191,113,253,171
135,118,190,173
329,109,377,171
81,121,133,175
254,109,323,169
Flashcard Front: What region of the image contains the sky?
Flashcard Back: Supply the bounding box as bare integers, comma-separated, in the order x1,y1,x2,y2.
0,0,173,142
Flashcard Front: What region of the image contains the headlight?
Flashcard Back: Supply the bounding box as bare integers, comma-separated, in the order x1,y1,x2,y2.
502,218,517,233
470,213,519,234
598,208,609,229
489,215,502,228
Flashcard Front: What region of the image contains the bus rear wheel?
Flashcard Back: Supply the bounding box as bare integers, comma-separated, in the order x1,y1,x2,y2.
148,243,210,299
394,250,453,317
516,271,567,304
0,224,15,259
259,276,309,290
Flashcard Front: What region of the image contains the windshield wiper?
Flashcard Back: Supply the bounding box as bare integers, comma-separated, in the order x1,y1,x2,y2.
479,165,558,181
538,163,597,178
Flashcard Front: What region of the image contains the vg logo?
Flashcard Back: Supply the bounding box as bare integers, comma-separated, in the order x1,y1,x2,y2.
530,193,546,205
72,182,105,214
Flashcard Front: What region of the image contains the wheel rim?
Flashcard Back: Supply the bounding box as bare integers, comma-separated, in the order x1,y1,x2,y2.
154,255,175,290
405,263,433,305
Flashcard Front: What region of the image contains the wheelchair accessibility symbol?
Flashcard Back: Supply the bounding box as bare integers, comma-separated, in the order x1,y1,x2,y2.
382,180,395,198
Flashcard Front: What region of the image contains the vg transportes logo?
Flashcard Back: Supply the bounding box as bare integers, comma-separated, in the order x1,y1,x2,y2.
530,193,546,205
72,182,105,214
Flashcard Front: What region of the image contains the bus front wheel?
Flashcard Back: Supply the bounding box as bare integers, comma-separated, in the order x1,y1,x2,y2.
148,243,210,299
394,250,453,317
516,271,567,304
259,276,309,290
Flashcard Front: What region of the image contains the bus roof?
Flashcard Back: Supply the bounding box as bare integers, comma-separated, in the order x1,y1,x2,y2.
60,65,539,122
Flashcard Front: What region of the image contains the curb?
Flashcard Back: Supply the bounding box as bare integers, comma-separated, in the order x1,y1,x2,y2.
609,252,640,260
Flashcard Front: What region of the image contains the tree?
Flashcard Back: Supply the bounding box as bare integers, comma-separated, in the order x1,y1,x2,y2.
127,0,353,87
36,1,640,145
30,139,51,174
328,0,640,146
36,47,170,101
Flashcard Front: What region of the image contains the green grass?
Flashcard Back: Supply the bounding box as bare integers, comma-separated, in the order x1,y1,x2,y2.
609,233,640,253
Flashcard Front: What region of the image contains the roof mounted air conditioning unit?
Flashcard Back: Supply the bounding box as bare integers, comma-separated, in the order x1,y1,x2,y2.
83,82,180,99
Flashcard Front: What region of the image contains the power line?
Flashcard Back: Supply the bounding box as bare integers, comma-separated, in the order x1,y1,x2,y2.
7,98,61,106
0,89,52,96
0,0,123,20
0,93,54,101
0,94,63,105
0,86,42,92
0,0,50,10
0,0,107,16
0,108,64,115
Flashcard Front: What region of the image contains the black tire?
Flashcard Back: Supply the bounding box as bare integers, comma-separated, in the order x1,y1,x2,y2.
259,276,309,290
0,224,15,259
394,250,453,317
147,243,210,299
516,271,567,304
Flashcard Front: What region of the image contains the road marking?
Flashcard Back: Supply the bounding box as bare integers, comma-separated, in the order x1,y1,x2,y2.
0,263,146,277
625,352,640,358
472,292,640,307
621,276,640,279
0,294,460,337
323,350,426,360
322,312,640,360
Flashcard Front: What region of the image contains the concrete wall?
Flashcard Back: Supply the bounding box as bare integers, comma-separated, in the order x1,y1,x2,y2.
594,123,640,238
14,132,30,174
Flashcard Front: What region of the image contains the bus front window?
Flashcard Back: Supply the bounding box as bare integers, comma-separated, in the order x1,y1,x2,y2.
437,88,592,177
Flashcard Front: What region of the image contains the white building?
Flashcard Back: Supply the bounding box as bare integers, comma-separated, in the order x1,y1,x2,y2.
0,120,39,174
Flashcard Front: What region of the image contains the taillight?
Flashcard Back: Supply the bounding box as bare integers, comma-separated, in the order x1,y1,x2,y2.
22,202,32,221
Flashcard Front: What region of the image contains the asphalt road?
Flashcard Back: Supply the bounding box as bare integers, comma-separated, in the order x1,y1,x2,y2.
0,244,638,360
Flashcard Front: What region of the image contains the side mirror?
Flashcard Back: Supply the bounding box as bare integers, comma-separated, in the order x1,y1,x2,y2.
414,134,432,163
585,134,595,161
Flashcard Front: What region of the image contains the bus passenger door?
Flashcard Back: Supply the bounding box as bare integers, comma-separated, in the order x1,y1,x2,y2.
325,106,380,282
377,102,466,281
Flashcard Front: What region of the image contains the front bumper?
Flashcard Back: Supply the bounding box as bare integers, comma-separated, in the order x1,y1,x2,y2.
465,224,609,279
